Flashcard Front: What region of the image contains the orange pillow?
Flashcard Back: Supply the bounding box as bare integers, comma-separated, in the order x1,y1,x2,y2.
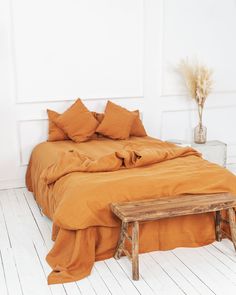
47,109,69,141
93,110,147,137
96,101,137,139
130,110,147,137
91,112,105,138
55,99,99,142
92,112,104,123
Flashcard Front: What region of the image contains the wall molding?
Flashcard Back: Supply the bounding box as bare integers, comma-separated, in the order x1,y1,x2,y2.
1,0,235,191
160,103,236,114
16,92,145,167
159,105,236,164
160,90,236,98
160,104,236,125
17,119,48,167
10,0,145,104
15,96,144,105
160,0,236,97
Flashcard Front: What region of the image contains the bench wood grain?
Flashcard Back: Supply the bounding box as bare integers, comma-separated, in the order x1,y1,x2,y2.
111,193,236,280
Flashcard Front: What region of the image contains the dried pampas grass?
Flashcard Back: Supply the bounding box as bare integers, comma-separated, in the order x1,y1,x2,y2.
179,58,213,107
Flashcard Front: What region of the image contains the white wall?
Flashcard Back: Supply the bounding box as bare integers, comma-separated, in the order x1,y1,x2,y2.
0,0,236,189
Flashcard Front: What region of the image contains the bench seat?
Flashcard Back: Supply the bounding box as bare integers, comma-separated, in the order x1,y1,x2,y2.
111,193,236,280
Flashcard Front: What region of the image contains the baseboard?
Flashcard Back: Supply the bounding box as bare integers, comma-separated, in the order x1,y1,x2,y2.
0,178,26,191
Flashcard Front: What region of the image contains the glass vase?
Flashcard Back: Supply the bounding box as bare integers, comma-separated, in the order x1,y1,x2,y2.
194,124,207,144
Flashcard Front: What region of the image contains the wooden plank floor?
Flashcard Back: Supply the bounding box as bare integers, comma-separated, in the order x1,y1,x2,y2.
0,188,236,295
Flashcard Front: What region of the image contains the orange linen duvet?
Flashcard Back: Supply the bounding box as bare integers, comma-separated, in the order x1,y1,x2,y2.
26,136,236,284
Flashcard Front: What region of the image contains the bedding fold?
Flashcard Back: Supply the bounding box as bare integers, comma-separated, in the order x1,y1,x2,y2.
26,136,236,284
42,145,200,184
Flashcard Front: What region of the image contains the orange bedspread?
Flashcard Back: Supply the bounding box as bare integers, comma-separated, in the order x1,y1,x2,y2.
26,136,236,284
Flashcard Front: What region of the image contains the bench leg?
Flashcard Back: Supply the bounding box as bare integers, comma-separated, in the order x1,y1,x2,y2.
215,210,222,242
227,208,236,251
114,221,128,259
132,221,139,280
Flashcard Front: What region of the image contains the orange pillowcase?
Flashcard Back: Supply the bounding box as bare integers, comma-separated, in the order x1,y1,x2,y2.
47,109,69,142
96,101,138,139
94,108,147,138
47,102,146,142
55,99,99,142
91,112,104,124
130,110,147,137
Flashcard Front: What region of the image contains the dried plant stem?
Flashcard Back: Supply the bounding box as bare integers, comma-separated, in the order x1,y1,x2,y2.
198,105,203,128
178,58,212,144
178,58,213,117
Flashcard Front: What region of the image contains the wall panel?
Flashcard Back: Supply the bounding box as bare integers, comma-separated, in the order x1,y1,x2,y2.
11,0,144,103
161,0,236,96
0,0,235,189
18,120,48,166
0,0,145,189
160,104,236,163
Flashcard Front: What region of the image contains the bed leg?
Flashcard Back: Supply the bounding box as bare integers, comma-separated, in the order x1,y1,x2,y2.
114,221,128,259
215,210,222,242
227,208,236,251
132,221,139,280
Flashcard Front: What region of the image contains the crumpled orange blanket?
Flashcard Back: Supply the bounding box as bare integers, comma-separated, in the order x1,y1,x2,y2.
26,136,236,284
42,145,199,185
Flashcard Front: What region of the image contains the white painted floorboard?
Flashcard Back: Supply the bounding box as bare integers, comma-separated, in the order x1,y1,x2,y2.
0,188,236,295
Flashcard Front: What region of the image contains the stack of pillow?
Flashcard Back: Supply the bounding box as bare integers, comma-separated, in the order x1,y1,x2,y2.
47,99,147,142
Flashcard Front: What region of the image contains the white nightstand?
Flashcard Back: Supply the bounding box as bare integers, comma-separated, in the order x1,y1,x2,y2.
167,140,227,167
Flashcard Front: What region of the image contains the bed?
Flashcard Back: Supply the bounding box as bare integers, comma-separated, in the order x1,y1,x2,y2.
26,136,236,284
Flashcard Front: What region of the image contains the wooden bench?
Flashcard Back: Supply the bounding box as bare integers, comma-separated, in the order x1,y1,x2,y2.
111,193,236,280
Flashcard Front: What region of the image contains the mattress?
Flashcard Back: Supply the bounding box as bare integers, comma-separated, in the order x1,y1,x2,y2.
26,136,236,284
